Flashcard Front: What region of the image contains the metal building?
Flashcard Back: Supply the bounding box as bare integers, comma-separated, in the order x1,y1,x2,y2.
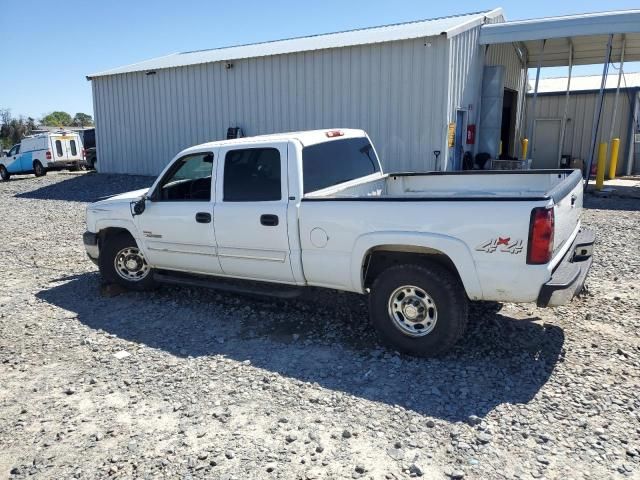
88,9,525,175
526,74,640,175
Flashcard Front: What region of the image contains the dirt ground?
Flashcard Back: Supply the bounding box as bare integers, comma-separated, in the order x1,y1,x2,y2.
0,172,638,480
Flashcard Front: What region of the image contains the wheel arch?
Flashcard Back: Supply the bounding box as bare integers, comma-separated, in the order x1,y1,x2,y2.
95,221,141,250
351,232,483,300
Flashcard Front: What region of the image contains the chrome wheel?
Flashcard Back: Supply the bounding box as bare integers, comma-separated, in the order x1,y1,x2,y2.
387,285,438,337
114,247,150,282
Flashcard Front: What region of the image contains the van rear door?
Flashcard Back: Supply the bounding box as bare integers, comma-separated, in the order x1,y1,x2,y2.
50,134,82,162
51,134,69,162
67,134,82,161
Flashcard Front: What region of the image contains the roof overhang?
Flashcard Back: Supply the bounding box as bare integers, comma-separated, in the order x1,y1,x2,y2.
479,10,640,67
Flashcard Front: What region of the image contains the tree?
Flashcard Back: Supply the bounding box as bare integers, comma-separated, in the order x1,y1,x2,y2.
0,110,35,148
41,111,73,127
72,112,93,127
0,108,10,127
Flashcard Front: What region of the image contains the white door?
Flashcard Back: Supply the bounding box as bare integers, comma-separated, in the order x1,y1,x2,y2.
67,136,82,161
52,135,69,161
135,151,223,275
214,143,295,283
533,119,562,169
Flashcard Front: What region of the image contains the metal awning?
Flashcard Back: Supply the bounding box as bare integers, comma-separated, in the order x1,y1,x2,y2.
479,10,640,66
480,10,640,186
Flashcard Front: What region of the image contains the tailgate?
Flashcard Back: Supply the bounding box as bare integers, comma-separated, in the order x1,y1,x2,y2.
550,171,583,260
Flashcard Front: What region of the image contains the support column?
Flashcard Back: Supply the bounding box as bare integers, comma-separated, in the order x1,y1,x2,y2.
525,39,545,162
607,37,626,179
558,40,573,168
584,34,613,189
608,37,626,143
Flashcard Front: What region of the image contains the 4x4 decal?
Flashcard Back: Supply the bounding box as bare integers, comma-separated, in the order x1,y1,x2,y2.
476,237,523,254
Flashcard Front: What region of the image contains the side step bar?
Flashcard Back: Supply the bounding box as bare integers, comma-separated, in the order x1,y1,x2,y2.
153,271,303,299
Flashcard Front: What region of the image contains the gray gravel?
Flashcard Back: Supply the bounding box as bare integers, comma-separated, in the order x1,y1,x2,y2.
1,171,639,479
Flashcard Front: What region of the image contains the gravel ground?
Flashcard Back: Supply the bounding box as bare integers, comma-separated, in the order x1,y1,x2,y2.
0,171,638,480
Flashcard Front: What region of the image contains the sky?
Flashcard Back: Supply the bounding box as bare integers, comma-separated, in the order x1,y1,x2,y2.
1,0,639,119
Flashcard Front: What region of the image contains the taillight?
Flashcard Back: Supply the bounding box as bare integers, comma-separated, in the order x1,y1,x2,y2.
82,148,86,159
527,207,554,264
45,150,52,160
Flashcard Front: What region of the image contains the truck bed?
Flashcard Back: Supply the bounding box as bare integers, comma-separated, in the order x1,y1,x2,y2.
305,170,580,201
299,169,584,303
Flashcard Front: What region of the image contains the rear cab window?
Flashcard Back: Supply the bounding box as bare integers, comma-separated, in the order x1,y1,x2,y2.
302,137,380,194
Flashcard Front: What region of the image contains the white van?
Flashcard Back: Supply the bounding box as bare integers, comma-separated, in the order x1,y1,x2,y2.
0,131,85,181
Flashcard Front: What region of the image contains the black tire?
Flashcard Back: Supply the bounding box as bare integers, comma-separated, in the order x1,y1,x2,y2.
99,232,157,291
33,160,46,177
0,165,10,181
369,263,468,357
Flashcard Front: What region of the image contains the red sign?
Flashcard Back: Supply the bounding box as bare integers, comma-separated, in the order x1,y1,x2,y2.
466,124,476,144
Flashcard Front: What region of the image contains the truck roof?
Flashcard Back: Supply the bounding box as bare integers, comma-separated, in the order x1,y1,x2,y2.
182,128,368,154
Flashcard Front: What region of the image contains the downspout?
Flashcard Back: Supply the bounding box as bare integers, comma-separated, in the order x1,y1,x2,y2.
513,42,528,157
558,40,573,167
525,39,546,162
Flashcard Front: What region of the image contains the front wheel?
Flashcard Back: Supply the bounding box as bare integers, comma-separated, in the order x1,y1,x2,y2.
33,160,46,177
369,263,468,357
0,165,10,181
99,233,157,291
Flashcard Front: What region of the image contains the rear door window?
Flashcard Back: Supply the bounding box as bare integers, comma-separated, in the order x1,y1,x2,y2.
223,148,281,201
302,137,380,193
55,140,63,157
70,140,77,156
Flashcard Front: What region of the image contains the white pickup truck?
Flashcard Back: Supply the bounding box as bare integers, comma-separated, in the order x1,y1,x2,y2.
83,129,594,356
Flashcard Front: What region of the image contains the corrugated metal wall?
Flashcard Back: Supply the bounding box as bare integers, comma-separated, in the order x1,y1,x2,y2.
484,42,527,156
92,36,450,176
445,26,484,167
485,43,523,92
526,90,635,175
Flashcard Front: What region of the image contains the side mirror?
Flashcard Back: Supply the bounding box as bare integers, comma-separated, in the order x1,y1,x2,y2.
131,197,147,216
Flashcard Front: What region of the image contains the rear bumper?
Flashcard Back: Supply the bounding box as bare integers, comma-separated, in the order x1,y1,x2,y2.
47,160,80,169
83,231,99,265
537,228,595,307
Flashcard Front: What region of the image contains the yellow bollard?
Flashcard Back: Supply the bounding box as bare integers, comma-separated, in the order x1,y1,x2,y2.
521,139,528,159
596,142,607,191
607,138,620,180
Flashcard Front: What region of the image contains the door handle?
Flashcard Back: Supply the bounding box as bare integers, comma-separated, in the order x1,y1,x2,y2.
195,212,212,223
570,194,577,207
260,214,279,226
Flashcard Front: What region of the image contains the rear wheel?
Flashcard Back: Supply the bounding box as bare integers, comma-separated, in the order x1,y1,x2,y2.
0,165,10,181
99,232,157,291
33,160,46,177
369,263,468,357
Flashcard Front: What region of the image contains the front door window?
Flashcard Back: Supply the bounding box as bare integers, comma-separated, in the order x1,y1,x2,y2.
156,153,214,201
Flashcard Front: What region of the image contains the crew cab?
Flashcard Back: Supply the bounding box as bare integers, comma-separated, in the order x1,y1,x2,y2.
0,131,84,180
83,129,594,356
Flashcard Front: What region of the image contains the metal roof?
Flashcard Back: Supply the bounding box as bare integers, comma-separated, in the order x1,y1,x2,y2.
88,9,503,79
480,10,640,67
531,72,640,93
